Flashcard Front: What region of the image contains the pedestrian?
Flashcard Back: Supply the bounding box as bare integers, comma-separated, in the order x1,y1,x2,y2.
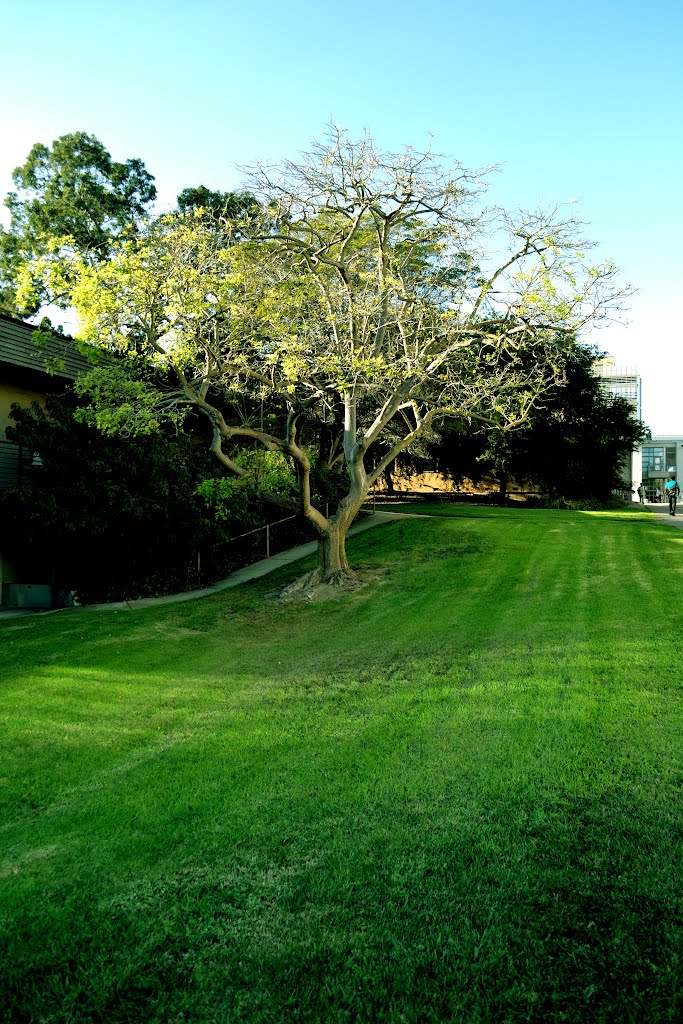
637,483,645,504
655,486,661,503
665,475,681,515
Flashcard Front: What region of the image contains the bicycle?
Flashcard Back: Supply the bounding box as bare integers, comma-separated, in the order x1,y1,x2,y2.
669,489,679,515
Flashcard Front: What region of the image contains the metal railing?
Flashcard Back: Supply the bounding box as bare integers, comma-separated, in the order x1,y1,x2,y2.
224,513,299,560
195,514,301,578
199,499,381,576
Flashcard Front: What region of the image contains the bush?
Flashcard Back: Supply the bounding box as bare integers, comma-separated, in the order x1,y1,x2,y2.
1,396,310,604
526,496,611,511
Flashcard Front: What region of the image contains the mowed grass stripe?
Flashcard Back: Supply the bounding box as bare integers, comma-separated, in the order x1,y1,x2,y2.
0,508,682,1023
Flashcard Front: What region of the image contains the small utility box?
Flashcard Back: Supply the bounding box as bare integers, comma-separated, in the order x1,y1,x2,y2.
2,583,53,609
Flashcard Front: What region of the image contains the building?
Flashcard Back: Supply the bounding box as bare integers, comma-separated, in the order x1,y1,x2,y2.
593,356,643,495
593,358,683,502
0,313,95,606
640,437,683,501
593,356,642,418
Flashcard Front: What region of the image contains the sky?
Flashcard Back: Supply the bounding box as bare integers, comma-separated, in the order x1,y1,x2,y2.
1,0,681,432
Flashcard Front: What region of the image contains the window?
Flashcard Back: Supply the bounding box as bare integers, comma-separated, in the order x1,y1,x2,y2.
642,447,664,475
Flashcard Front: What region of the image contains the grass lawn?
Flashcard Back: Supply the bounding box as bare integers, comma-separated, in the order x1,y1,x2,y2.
1,506,682,1023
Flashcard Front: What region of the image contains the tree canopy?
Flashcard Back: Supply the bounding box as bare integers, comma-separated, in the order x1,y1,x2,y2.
427,345,647,501
0,132,156,316
70,128,634,589
176,185,258,225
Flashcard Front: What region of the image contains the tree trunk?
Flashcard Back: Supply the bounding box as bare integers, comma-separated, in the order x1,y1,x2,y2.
317,520,352,583
299,434,367,587
270,512,359,601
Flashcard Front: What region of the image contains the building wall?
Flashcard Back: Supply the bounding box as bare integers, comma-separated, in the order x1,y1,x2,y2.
0,379,47,434
594,356,642,418
0,315,96,602
0,316,94,492
593,356,643,497
640,437,683,499
0,369,67,489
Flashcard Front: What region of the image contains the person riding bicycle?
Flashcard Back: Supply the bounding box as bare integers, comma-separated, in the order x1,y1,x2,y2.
665,475,680,515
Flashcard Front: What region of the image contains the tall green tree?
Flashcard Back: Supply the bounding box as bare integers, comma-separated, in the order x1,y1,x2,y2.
73,129,633,590
176,185,258,224
428,346,647,501
0,132,156,316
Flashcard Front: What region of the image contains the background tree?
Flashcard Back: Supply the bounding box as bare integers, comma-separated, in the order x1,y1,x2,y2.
0,132,156,316
428,346,647,501
176,185,258,225
73,129,633,590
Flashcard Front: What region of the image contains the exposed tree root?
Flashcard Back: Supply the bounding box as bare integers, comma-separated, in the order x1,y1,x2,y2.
267,567,387,603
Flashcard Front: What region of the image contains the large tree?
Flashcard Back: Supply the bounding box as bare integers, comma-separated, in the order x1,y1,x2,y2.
0,132,156,316
176,185,258,225
427,345,647,501
73,129,632,589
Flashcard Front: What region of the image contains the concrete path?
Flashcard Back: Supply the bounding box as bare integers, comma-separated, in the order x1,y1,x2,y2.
5,503,680,620
0,511,405,618
122,504,678,609
643,502,683,530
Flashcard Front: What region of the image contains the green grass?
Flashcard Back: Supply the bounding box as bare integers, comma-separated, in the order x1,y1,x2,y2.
1,507,682,1023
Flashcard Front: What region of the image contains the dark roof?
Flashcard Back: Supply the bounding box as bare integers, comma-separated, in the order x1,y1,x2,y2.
0,313,96,380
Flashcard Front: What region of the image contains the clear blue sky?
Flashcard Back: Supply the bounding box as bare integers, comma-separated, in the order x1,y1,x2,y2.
1,0,681,431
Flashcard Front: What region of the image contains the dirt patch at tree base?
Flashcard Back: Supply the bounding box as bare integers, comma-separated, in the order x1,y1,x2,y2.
267,567,388,603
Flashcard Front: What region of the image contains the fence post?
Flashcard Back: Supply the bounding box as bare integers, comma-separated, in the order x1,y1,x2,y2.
266,523,270,559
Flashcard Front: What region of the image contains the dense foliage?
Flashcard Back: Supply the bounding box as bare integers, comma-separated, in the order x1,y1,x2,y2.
427,347,647,501
0,395,309,603
0,133,156,316
0,129,637,589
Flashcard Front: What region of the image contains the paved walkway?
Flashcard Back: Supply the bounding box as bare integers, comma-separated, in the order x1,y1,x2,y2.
642,501,683,530
0,511,404,618
4,504,682,620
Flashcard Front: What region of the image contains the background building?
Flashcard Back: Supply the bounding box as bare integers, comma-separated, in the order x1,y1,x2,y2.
0,314,94,606
593,356,642,418
640,437,683,501
593,356,643,496
0,314,93,488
